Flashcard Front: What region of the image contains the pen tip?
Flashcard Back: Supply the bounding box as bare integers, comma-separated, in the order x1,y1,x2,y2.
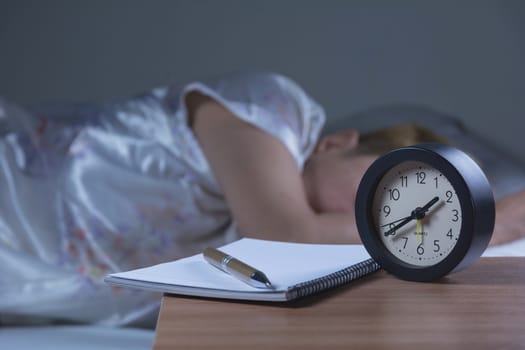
265,282,273,289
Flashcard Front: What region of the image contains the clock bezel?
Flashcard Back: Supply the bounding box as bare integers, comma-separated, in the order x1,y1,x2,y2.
355,143,495,282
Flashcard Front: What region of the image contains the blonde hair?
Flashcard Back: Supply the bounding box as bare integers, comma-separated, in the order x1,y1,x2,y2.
357,123,449,155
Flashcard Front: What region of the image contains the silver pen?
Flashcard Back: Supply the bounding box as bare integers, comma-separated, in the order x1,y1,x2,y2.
203,247,273,289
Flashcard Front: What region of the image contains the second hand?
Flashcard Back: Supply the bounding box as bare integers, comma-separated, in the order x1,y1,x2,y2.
416,219,423,244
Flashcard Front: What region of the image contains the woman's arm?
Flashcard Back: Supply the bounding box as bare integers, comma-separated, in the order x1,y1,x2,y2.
188,93,360,244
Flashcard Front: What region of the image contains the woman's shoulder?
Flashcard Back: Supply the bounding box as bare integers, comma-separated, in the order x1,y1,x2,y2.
174,70,325,169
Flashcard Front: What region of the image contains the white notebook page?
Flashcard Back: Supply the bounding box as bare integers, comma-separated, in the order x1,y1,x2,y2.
108,238,372,292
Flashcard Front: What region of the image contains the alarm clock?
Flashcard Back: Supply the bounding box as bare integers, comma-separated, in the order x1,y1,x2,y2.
355,143,495,282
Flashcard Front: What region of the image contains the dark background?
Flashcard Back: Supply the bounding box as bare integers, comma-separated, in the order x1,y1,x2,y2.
1,0,524,162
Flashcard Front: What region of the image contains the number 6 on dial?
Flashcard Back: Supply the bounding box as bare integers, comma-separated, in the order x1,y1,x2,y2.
355,143,495,282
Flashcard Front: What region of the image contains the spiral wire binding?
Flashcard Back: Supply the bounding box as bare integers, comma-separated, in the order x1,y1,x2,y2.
285,259,381,300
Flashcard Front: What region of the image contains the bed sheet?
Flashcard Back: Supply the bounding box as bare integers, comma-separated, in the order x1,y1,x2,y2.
483,238,525,257
0,325,155,350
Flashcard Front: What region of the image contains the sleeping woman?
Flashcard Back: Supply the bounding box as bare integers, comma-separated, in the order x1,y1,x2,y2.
0,71,524,326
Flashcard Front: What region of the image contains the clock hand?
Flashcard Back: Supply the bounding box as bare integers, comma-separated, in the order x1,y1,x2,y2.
381,196,439,236
416,219,423,244
380,215,412,228
381,214,419,237
382,216,413,234
383,196,439,236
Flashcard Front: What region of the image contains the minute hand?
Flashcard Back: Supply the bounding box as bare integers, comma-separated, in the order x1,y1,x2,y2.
383,196,440,236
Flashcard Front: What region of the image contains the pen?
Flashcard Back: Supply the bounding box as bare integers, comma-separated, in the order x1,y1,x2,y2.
203,247,273,289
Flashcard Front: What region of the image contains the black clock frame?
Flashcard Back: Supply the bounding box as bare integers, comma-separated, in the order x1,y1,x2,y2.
355,143,495,282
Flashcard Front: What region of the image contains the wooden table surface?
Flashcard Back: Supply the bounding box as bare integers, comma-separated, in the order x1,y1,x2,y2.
153,258,525,349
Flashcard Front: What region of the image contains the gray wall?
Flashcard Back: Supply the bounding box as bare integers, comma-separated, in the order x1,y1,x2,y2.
2,0,525,163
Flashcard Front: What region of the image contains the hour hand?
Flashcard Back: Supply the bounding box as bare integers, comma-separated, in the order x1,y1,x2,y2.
383,196,439,236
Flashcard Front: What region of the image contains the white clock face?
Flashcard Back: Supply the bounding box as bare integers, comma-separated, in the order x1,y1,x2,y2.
372,161,462,266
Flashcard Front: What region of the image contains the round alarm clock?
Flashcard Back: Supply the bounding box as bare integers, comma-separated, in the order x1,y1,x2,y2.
355,143,495,282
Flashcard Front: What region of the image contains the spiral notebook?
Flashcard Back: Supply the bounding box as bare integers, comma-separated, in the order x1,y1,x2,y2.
105,238,380,302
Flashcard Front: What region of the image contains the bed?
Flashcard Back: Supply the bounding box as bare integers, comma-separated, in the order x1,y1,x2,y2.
1,103,524,349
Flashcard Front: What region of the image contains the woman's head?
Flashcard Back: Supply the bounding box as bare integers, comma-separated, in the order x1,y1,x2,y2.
302,123,447,214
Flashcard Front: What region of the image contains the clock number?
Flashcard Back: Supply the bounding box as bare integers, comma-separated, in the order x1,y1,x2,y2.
446,190,454,203
416,171,426,184
433,240,440,252
434,176,439,189
388,188,400,201
401,237,408,249
400,176,408,187
383,205,391,217
417,243,424,255
452,209,459,222
388,223,397,235
446,228,453,239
